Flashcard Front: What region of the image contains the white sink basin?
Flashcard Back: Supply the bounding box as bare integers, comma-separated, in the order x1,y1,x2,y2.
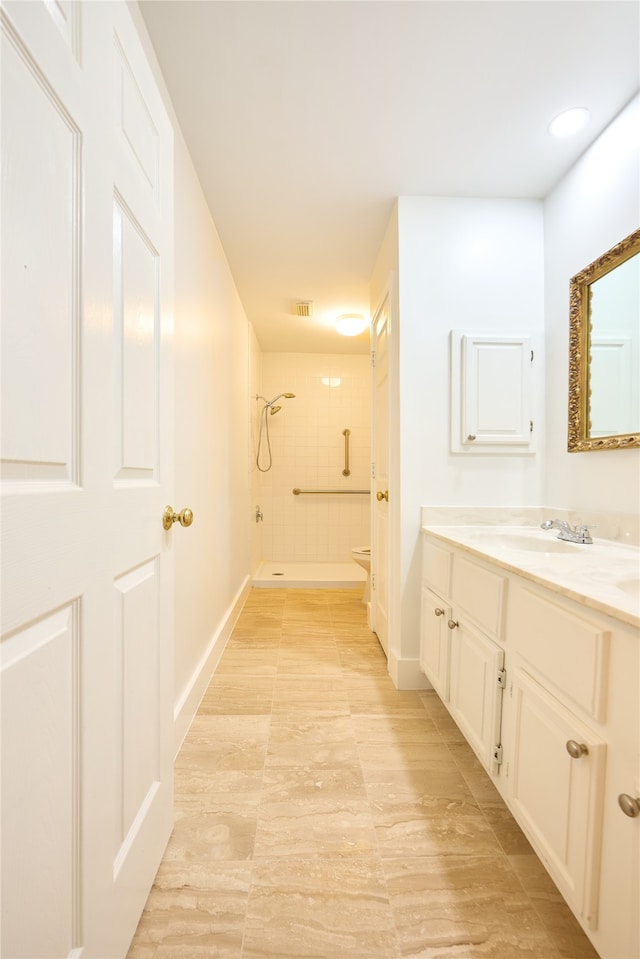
468,529,582,554
615,577,640,598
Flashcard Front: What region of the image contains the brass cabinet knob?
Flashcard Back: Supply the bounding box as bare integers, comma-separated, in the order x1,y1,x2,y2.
566,740,589,759
376,490,389,502
434,607,445,617
618,794,640,818
447,619,459,630
163,505,194,530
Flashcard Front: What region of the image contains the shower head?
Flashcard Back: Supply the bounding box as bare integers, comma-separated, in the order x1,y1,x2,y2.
268,392,295,404
269,405,282,415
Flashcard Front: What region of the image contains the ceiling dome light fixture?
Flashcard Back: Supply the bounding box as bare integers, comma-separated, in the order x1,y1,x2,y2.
548,107,591,138
336,313,368,336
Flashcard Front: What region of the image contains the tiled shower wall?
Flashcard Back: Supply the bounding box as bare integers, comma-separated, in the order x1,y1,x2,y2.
256,353,371,562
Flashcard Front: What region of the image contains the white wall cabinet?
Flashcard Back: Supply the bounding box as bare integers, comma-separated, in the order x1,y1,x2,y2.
420,531,639,959
450,332,535,453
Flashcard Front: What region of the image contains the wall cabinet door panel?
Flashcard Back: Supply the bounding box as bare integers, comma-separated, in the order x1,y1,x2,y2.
450,332,535,452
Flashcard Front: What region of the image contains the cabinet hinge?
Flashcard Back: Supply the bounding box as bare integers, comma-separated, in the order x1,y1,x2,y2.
371,573,376,591
493,743,504,765
371,350,376,368
530,349,534,363
371,462,376,479
497,668,507,689
530,420,534,433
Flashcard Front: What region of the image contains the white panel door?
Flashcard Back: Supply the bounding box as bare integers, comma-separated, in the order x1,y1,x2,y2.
371,293,390,656
0,3,175,957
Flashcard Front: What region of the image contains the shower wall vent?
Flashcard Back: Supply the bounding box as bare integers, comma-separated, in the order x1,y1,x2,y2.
293,300,313,317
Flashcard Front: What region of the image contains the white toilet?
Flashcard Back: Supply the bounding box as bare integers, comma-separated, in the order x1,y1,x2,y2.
351,546,371,604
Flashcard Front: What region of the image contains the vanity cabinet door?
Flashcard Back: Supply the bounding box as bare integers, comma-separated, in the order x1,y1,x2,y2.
420,586,451,701
507,669,606,930
448,615,504,773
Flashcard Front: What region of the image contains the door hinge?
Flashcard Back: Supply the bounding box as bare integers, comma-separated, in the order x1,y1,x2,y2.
497,668,507,689
493,743,504,765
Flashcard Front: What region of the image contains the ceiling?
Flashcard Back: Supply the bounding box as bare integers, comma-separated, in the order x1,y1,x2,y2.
139,1,639,354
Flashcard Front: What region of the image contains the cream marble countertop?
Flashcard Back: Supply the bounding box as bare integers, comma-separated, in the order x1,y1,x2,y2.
421,524,640,629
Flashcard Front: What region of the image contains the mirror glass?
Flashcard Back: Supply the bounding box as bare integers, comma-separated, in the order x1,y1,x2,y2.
568,229,640,451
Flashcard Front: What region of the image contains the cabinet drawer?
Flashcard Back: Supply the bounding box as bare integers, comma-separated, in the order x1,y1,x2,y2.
510,584,610,722
422,536,452,597
450,554,506,641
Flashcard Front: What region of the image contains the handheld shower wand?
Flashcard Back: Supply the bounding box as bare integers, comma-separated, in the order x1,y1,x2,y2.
255,392,296,470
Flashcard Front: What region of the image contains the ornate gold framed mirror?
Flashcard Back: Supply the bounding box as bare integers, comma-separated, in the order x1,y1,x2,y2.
568,229,640,451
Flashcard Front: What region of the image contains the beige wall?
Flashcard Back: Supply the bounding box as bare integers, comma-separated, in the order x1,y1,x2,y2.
172,130,253,747
370,196,545,680
543,95,640,518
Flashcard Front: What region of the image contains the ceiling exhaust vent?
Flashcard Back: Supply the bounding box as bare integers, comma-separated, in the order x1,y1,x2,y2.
293,301,313,317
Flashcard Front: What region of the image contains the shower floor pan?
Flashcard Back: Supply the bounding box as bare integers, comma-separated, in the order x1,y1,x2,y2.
253,561,366,589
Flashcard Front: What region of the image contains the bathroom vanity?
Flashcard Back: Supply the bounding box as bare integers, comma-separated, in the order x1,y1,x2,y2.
420,520,639,959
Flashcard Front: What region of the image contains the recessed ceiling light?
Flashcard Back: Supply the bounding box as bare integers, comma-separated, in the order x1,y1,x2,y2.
548,107,591,138
336,313,368,336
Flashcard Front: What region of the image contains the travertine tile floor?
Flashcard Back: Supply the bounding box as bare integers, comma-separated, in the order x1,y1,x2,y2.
128,588,599,959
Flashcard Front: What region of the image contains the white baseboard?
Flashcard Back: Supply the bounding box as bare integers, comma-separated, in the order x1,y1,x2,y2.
173,574,251,756
387,650,431,691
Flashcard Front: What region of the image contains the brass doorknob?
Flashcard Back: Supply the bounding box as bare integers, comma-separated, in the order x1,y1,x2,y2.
376,490,389,502
618,794,640,818
163,505,194,530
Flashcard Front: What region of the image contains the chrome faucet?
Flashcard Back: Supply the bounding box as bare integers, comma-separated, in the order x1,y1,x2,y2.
540,519,594,544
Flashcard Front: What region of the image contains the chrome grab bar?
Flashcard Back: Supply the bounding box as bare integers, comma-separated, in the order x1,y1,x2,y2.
342,428,351,476
292,488,370,495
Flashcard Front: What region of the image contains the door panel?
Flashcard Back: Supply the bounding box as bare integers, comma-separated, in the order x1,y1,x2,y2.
115,560,161,852
114,200,160,479
0,604,81,958
0,20,80,483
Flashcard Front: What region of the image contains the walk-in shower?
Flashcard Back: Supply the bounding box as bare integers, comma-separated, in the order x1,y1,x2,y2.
255,392,295,472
